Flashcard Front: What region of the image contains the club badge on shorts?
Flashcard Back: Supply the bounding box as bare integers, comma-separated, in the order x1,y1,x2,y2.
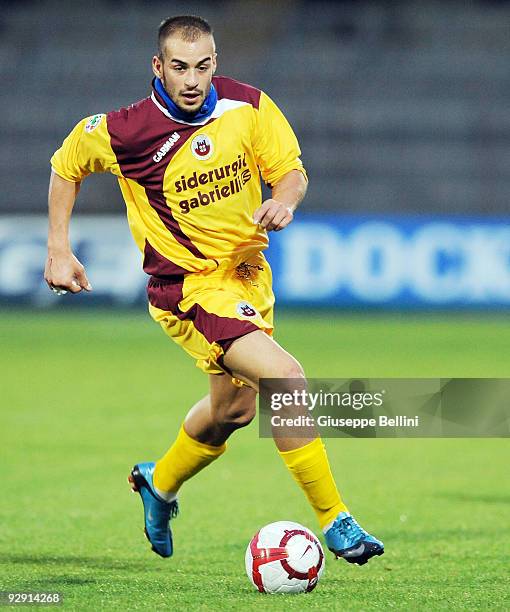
236,301,258,319
191,134,214,160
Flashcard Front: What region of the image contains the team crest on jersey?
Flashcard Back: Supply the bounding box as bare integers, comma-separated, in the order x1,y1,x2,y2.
85,114,104,133
236,301,258,319
191,134,214,160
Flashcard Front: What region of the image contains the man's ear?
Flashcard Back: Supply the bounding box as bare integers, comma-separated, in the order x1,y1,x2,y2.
212,52,218,75
152,55,163,78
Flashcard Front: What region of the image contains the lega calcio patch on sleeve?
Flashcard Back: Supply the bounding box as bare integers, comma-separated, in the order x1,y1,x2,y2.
84,114,105,133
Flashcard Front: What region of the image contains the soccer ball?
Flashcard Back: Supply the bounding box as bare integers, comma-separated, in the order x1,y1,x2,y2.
245,521,325,594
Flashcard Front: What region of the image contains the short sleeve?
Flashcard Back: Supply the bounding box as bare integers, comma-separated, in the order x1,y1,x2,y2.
50,114,122,182
252,92,307,187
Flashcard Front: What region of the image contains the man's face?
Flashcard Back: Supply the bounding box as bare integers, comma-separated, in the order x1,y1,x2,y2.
152,34,217,114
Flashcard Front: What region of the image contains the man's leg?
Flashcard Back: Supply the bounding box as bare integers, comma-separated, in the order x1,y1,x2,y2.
223,331,347,526
223,330,384,565
129,374,256,558
153,376,256,497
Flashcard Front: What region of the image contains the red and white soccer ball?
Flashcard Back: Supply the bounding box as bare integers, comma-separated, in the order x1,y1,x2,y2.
245,521,325,594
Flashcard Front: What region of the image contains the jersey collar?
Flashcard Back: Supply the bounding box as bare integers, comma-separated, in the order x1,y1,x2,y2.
151,77,218,126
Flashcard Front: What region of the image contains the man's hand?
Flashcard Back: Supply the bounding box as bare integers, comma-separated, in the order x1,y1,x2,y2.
253,199,294,232
45,171,88,294
253,169,307,231
44,250,92,294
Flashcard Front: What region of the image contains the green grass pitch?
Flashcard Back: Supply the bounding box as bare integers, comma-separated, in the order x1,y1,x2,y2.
1,310,509,610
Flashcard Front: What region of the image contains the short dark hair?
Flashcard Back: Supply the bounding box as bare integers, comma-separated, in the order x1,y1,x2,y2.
158,15,213,57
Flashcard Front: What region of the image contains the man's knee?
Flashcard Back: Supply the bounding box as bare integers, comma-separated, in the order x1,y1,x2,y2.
214,393,257,429
279,359,305,383
264,355,306,394
261,357,308,415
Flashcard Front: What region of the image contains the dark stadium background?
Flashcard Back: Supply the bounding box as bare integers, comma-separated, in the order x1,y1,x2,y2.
1,2,509,609
3,0,510,217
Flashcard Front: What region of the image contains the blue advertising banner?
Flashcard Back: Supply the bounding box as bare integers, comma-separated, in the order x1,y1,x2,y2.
0,216,146,307
266,215,510,307
1,215,509,308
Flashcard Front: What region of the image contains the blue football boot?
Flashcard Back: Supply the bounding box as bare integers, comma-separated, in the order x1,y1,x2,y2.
324,512,384,565
128,462,178,558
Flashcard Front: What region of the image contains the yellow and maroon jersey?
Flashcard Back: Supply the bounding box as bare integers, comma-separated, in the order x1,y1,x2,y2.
51,76,306,277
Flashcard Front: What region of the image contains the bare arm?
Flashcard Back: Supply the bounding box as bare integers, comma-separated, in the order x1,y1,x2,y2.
44,170,92,294
253,169,308,231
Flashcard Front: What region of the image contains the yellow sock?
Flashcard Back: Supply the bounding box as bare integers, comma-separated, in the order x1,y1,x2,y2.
153,425,226,495
278,438,348,529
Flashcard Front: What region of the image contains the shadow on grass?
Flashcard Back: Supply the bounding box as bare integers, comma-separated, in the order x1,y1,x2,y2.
1,552,164,572
24,576,96,586
436,492,510,505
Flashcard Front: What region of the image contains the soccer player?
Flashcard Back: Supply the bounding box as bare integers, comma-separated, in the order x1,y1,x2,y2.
45,15,384,565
